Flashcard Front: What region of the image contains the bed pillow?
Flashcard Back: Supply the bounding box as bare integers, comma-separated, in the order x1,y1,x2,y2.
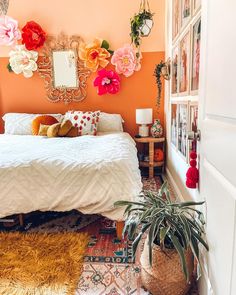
97,112,124,132
2,113,63,135
65,111,100,136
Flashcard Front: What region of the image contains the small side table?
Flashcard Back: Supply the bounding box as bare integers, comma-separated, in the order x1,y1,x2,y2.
134,137,165,178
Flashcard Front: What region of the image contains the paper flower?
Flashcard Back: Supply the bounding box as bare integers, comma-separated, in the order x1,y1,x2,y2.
9,45,38,78
111,44,141,77
94,69,121,95
0,15,21,46
22,21,46,50
79,38,110,72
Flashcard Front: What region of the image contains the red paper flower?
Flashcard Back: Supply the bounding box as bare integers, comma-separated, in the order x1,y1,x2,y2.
22,21,46,50
94,69,121,95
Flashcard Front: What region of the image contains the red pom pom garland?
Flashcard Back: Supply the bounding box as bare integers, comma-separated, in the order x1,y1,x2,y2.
186,152,199,189
190,151,197,160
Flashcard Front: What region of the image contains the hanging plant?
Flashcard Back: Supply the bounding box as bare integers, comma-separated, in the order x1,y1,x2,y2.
154,59,171,110
130,0,154,56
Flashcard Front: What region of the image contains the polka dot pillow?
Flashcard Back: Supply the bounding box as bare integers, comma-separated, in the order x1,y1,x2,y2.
65,111,100,136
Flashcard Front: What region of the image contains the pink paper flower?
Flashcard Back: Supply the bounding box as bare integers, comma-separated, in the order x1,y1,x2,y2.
94,69,121,95
0,15,21,46
111,44,141,77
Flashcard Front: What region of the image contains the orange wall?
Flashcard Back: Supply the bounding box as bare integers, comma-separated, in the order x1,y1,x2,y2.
0,0,165,57
0,0,165,136
0,52,165,136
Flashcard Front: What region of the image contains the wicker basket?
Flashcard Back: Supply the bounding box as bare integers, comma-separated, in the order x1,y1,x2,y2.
140,239,194,295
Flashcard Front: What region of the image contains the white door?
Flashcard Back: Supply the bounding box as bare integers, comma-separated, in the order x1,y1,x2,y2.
198,1,236,294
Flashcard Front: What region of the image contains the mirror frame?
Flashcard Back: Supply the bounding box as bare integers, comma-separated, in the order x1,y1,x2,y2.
38,33,91,104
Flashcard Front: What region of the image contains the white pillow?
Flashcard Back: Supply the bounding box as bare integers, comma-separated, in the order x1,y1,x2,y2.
97,112,124,132
2,113,64,135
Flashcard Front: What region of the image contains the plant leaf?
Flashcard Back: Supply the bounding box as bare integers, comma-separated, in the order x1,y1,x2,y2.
132,232,143,259
140,208,153,222
165,214,187,249
101,40,109,50
148,216,164,265
132,223,150,258
169,232,189,281
114,201,145,207
190,235,200,262
184,207,204,216
160,226,170,246
191,230,209,251
184,215,203,233
180,215,191,244
171,201,205,208
124,204,132,215
7,63,13,72
108,49,114,55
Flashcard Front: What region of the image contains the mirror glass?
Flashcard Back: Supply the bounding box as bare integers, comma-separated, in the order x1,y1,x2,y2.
52,50,78,88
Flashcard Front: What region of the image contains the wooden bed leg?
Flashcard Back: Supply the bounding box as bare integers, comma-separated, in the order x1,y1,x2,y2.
116,221,125,240
19,214,24,227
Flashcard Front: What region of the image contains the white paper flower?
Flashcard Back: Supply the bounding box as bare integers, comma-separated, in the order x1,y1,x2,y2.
9,45,38,78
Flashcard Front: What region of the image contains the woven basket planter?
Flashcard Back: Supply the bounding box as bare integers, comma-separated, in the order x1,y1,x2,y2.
140,239,194,295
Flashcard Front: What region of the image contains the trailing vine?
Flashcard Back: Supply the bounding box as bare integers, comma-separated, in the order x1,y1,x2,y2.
154,61,165,110
154,60,171,111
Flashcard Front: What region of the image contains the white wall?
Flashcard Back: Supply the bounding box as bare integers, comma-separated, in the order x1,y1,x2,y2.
165,0,199,202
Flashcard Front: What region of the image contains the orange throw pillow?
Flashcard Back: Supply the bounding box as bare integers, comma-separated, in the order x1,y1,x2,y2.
32,115,59,135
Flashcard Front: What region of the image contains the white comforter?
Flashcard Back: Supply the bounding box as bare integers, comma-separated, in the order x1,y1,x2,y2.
0,133,142,220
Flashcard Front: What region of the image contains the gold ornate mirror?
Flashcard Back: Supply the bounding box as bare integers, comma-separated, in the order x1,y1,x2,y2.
38,33,91,104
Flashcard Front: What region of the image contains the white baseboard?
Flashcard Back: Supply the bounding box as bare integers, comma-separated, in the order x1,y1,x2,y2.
165,167,184,201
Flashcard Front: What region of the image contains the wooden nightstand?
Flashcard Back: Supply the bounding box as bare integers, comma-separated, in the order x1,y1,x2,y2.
134,137,165,178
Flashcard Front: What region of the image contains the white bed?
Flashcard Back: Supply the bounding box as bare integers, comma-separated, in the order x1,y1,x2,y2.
0,132,142,221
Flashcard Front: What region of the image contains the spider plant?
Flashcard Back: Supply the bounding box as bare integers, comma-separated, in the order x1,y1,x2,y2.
115,181,209,281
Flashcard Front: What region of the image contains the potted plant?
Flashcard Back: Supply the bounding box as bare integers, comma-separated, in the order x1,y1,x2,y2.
130,0,154,54
154,59,171,110
115,182,209,295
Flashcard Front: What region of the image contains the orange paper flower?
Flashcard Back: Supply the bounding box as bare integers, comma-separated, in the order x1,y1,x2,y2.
79,38,110,72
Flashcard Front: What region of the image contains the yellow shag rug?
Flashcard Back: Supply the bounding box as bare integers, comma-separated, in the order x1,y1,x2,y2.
0,231,89,295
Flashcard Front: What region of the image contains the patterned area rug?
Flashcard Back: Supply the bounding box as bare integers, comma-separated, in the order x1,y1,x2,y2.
0,176,198,294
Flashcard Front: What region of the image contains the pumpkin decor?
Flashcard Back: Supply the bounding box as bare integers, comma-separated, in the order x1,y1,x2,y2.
154,148,164,162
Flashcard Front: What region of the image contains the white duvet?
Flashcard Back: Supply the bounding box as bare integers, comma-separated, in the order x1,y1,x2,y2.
0,132,142,220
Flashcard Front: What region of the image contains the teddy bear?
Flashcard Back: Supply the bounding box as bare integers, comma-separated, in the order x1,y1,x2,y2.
38,120,78,138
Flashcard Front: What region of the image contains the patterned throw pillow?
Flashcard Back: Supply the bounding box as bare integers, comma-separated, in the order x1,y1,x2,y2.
65,111,100,136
